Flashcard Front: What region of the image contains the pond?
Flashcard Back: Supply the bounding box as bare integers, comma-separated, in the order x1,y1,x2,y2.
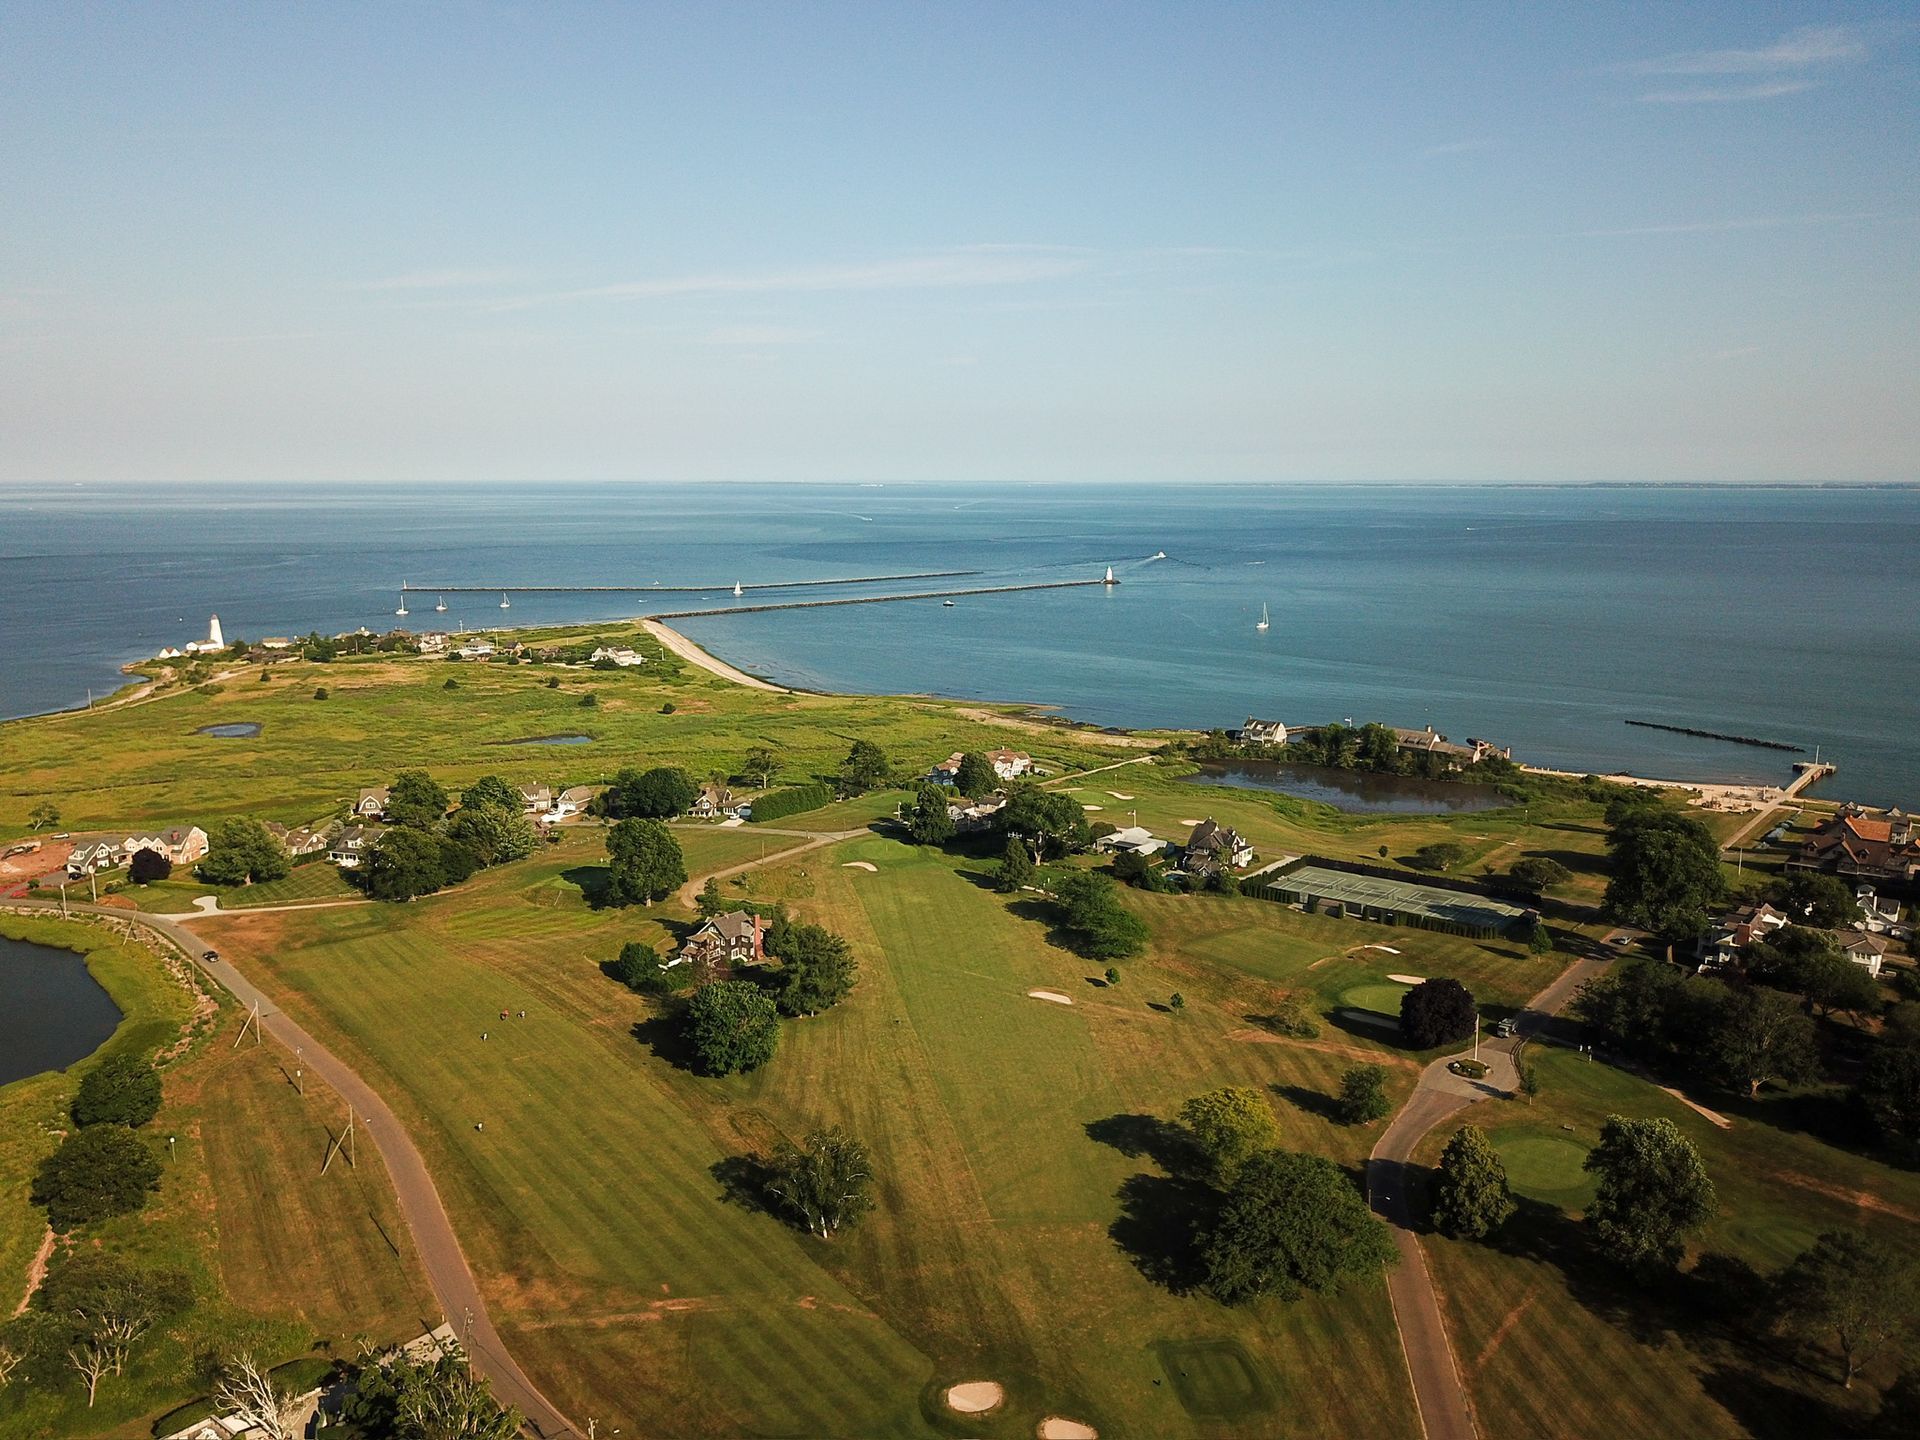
494,733,596,746
194,721,262,738
0,937,124,1086
1181,760,1506,815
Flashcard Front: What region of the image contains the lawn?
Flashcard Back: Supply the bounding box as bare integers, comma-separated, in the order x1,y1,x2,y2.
195,826,1425,1439
1339,982,1412,1018
1412,1045,1920,1438
0,914,432,1436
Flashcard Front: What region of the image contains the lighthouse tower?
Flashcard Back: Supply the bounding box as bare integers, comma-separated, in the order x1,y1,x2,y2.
207,614,224,648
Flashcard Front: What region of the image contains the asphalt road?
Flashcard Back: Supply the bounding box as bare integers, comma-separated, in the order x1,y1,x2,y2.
7,898,582,1439
1367,954,1609,1440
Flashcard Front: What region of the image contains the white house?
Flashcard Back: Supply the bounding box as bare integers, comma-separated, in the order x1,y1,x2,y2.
540,785,596,823
183,614,227,655
1094,825,1166,858
987,749,1032,780
454,640,494,660
589,646,644,667
417,632,449,654
1856,886,1902,933
1697,903,1791,972
66,840,125,878
1183,818,1253,872
947,796,1007,834
690,784,738,819
1836,932,1890,979
355,788,389,819
328,826,375,868
1240,717,1289,746
517,783,554,814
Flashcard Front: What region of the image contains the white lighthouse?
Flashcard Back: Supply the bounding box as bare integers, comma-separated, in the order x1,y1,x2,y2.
207,613,224,648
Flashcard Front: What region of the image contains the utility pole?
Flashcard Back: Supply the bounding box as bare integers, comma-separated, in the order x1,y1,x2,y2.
1472,1012,1481,1064
89,868,97,903
58,881,68,918
233,1001,262,1048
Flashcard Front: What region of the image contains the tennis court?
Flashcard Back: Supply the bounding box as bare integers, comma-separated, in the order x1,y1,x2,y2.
1254,863,1529,938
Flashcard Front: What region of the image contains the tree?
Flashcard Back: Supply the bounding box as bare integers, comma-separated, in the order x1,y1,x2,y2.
1110,848,1162,891
742,745,778,789
906,784,955,846
1766,871,1860,929
765,1128,876,1238
385,769,450,829
1180,1086,1282,1188
1776,1229,1919,1389
70,1340,114,1408
1802,953,1881,1023
604,818,686,907
695,876,726,918
685,980,780,1076
839,740,890,795
1583,1116,1715,1270
769,921,858,1016
1001,785,1089,860
338,1342,522,1440
313,687,329,700
444,803,538,867
610,942,669,994
1400,978,1477,1049
127,847,172,884
604,766,698,818
1509,856,1573,894
1602,805,1726,942
31,1126,160,1231
215,1354,299,1440
1518,1061,1540,1105
1430,1125,1516,1239
72,1054,162,1129
1338,1064,1391,1125
27,800,60,830
954,751,996,798
995,835,1035,893
461,774,520,812
1711,985,1818,1098
1858,1038,1920,1159
198,818,291,886
1528,921,1555,955
1200,1149,1398,1305
361,828,457,902
1052,871,1148,960
1409,841,1470,872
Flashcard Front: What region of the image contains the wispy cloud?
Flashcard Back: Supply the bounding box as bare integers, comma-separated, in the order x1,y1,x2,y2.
476,247,1089,311
1627,24,1866,103
346,268,517,291
1417,139,1496,159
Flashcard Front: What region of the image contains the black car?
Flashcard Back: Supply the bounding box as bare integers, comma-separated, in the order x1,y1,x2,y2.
202,950,218,962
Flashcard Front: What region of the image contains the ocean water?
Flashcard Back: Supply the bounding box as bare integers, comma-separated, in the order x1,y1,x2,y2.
1,481,1914,805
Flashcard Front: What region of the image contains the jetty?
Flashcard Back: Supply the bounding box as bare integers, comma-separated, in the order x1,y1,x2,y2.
647,578,1109,621
1624,719,1803,753
404,571,978,596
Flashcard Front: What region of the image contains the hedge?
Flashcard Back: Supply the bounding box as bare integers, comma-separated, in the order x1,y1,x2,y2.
747,783,835,824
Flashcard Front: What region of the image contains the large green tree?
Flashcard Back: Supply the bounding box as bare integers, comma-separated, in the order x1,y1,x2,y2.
768,920,858,1016
71,1054,162,1129
1200,1150,1398,1305
1766,871,1861,929
1776,1229,1919,1389
1052,871,1148,960
604,766,698,819
1180,1086,1282,1188
1858,1038,1920,1159
1430,1124,1516,1239
1601,803,1726,942
1001,785,1090,860
906,784,955,846
1711,985,1819,1099
838,740,891,795
1400,978,1477,1049
385,769,450,829
685,980,780,1076
1509,856,1573,894
604,818,686,907
765,1128,876,1238
198,818,291,886
361,828,467,902
460,774,520,812
953,751,997,798
1337,1064,1391,1125
444,802,539,867
1583,1116,1715,1270
610,941,669,995
995,835,1035,893
741,745,778,789
31,1126,161,1231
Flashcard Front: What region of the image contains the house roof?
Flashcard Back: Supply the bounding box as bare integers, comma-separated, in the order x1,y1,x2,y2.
359,787,390,805
699,911,761,943
1837,931,1890,956
988,749,1030,763
1186,818,1247,852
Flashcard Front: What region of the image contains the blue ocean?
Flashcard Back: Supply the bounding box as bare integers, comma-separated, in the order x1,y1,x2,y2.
2,482,1914,806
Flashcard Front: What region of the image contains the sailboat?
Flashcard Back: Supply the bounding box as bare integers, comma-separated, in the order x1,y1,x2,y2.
1255,604,1270,632
435,595,447,613
499,592,511,610
1103,566,1116,585
395,585,408,617
733,581,743,597
1150,550,1166,560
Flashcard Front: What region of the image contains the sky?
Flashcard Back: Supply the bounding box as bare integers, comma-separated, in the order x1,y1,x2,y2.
0,2,1915,484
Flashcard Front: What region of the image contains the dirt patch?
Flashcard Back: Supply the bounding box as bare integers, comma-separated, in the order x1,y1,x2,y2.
1473,1286,1540,1373
12,1227,55,1318
1656,1086,1732,1129
1039,1420,1098,1440
1769,1169,1920,1224
0,840,69,884
1027,990,1073,1006
945,1381,1004,1414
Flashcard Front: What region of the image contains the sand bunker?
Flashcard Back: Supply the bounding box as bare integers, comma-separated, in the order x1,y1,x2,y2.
1108,791,1133,800
1039,1420,1099,1440
1363,943,1402,955
1081,803,1103,811
1178,818,1203,827
1028,990,1074,1006
841,861,878,872
1387,973,1425,985
945,1381,1004,1414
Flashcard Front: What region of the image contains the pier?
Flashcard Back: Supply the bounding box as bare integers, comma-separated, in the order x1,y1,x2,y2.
403,571,979,595
646,577,1109,620
1722,759,1838,853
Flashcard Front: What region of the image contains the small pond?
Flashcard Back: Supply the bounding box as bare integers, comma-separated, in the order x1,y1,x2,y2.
0,937,124,1086
494,733,597,746
1181,760,1506,815
195,722,262,738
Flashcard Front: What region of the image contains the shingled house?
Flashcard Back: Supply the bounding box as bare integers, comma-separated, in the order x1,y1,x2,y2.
1789,808,1920,885
1183,818,1253,876
673,910,766,978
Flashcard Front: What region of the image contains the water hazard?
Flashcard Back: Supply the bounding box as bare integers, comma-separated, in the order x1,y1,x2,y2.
0,937,123,1086
1182,760,1506,815
195,722,262,738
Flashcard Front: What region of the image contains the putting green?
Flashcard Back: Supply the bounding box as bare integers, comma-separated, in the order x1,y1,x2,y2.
1490,1130,1594,1205
1340,981,1410,1017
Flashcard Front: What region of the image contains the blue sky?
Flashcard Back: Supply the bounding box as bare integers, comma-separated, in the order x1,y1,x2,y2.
1,2,1914,483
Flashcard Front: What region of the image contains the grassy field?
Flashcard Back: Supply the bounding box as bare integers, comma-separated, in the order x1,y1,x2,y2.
189,824,1435,1439
0,914,432,1436
1412,1045,1920,1438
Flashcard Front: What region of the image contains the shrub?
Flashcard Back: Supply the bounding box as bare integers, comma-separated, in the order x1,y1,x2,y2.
313,687,329,700
31,1126,161,1230
660,702,676,714
199,818,291,886
72,1054,162,1129
128,847,172,884
1200,1150,1398,1304
748,783,835,824
1409,841,1470,873
611,941,669,994
1338,1064,1391,1124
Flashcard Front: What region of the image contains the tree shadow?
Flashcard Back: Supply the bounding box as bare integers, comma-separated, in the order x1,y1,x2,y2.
1697,1363,1851,1440
630,1011,699,1073
1271,1083,1344,1123
1085,1113,1198,1173
561,864,610,909
709,1154,776,1216
1108,1172,1216,1295
1326,1008,1409,1049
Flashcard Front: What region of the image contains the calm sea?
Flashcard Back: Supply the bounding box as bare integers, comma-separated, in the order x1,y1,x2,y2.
1,482,1914,806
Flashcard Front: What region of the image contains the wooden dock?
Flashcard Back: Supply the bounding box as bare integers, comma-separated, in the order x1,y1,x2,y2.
1722,760,1837,853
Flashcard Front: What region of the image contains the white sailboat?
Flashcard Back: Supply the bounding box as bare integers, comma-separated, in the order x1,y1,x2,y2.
499,591,511,610
435,595,447,613
1255,603,1270,632
395,585,408,617
1103,566,1116,585
733,581,743,597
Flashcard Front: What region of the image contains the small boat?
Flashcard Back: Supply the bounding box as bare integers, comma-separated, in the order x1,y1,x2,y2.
733,581,743,597
1255,603,1269,632
1150,550,1166,560
435,595,447,612
942,599,955,607
499,592,511,610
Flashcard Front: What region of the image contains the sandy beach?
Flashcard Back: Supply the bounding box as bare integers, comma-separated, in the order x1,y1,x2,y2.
1520,765,1785,812
641,619,789,693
